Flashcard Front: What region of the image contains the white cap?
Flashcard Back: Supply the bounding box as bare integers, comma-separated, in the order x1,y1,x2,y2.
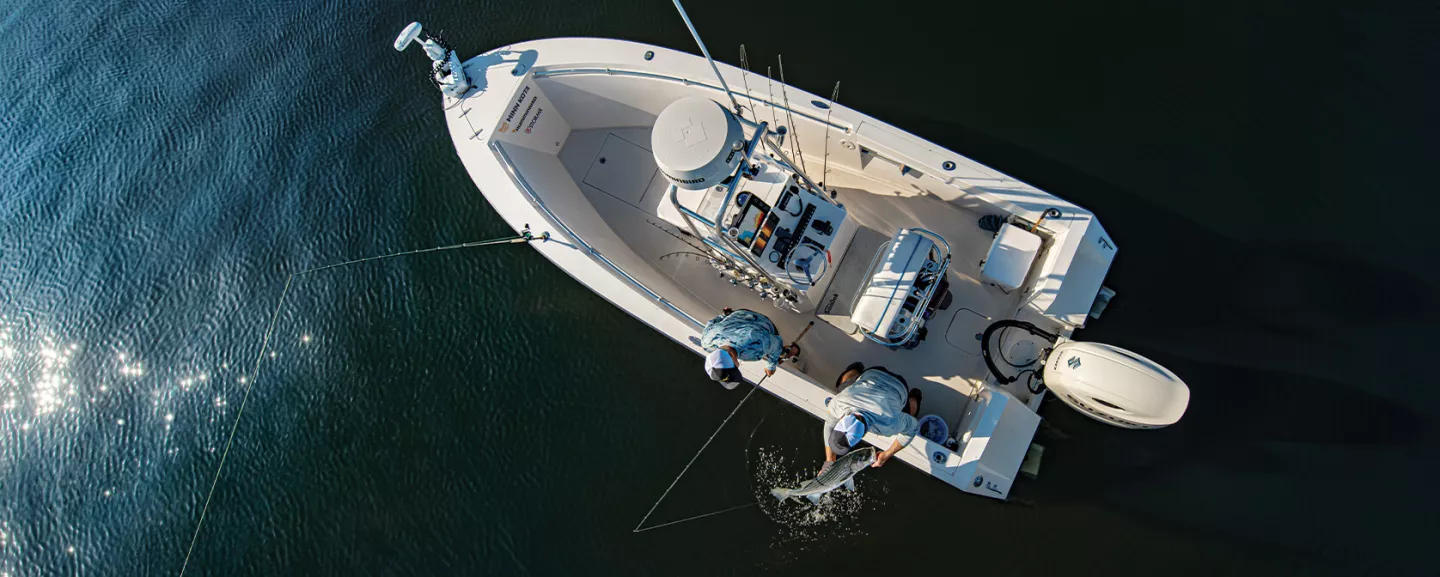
835,415,866,446
704,349,735,371
704,349,740,389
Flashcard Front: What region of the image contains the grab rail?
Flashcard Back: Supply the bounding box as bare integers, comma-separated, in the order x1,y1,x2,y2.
532,66,975,210
489,141,704,329
533,67,851,133
853,228,952,346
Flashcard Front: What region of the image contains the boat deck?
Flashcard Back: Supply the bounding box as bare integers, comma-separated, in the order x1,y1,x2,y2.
558,126,1031,428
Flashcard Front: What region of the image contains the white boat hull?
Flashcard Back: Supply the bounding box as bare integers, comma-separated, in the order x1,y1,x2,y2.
433,37,1123,499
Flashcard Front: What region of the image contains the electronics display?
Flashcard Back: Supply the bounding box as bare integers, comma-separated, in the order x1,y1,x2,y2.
689,162,850,313
732,194,771,247
751,213,780,256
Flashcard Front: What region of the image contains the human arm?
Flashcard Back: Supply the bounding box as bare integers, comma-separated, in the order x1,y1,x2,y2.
821,415,839,467
872,439,904,468
761,335,785,375
871,412,918,467
819,437,840,475
766,345,798,376
889,412,919,449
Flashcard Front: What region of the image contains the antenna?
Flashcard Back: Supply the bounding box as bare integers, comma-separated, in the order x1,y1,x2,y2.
671,0,742,114
777,55,808,175
764,66,781,140
821,81,839,192
738,45,758,119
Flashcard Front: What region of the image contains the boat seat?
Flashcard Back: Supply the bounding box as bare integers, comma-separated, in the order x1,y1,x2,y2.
851,229,941,340
980,224,1041,291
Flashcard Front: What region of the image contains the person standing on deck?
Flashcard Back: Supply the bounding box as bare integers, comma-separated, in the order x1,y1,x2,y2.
700,308,799,389
823,364,921,469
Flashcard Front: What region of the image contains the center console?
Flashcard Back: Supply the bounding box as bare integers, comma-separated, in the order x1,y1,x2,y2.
658,156,856,312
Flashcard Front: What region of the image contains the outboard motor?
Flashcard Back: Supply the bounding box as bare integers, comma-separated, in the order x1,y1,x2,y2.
981,320,1190,429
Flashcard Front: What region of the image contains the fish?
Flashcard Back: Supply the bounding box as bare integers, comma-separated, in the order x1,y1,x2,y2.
769,446,876,504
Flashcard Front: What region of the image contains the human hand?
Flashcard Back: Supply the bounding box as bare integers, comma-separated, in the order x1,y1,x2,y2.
872,450,893,468
765,367,776,376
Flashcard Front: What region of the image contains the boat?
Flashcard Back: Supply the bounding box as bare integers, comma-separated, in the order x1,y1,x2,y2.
391,9,1190,500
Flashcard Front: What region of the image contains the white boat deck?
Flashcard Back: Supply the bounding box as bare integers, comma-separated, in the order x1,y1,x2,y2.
558,126,1031,427
437,36,1122,498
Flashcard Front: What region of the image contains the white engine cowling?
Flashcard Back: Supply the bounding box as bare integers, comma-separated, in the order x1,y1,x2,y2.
1043,341,1189,429
651,97,745,190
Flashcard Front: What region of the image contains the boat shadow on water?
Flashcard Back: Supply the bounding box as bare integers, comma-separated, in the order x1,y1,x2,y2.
875,115,1436,568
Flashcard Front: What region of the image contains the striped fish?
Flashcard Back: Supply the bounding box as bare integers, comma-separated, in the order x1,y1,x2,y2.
770,447,876,504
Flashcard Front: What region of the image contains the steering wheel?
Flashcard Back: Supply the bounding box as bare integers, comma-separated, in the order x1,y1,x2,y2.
784,243,829,287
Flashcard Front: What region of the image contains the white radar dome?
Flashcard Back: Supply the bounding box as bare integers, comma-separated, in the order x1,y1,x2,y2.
652,97,745,189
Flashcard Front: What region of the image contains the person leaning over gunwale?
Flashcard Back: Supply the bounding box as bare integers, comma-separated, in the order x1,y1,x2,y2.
699,307,798,389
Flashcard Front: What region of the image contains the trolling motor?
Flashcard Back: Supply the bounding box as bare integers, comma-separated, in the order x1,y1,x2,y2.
980,320,1190,429
393,22,472,98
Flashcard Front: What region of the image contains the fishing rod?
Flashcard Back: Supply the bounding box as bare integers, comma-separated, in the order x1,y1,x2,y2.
785,321,815,363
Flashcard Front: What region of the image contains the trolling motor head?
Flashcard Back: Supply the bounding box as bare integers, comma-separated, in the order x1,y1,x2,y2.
393,22,425,52
393,21,472,98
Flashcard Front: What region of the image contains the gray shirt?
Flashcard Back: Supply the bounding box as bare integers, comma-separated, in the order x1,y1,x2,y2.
822,369,919,449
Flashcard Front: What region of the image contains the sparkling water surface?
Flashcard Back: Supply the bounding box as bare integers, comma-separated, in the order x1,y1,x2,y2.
2,0,1436,575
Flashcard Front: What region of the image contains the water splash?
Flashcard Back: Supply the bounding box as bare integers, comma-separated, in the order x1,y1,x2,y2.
749,446,873,559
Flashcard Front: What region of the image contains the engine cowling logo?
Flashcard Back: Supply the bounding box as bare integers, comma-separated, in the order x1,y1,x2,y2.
1067,356,1082,369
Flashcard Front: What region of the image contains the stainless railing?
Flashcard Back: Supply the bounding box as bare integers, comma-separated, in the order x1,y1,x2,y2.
489,140,705,329
533,67,851,133
533,66,982,213
852,228,952,346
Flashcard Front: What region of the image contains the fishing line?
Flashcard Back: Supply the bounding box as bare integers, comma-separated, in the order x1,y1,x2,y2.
632,323,814,533
632,397,789,534
631,502,757,534
743,404,785,497
631,375,766,533
179,229,547,576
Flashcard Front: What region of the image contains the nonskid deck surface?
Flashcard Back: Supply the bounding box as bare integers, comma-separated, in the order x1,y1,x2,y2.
559,127,1028,428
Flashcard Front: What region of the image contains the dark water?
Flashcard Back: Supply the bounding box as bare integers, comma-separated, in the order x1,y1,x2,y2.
3,0,1437,574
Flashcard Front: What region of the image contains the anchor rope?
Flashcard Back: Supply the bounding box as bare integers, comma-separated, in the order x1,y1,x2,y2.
179,231,544,576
